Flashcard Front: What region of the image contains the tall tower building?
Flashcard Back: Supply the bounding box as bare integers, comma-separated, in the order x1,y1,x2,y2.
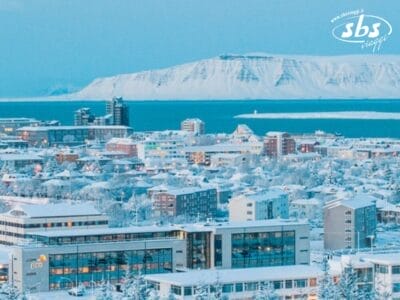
106,97,130,126
74,108,95,126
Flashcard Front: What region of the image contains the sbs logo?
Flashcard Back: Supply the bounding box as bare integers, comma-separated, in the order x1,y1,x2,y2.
331,11,392,52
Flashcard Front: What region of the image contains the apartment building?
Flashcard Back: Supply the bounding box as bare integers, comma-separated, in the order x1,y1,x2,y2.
228,190,289,222
324,195,377,250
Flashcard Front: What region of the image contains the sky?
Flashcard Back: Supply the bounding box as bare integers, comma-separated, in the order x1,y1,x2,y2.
0,0,399,97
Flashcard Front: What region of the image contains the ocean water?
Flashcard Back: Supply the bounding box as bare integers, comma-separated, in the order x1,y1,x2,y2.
1,100,400,138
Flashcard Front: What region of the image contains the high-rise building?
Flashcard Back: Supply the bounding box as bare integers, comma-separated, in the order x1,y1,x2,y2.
263,131,296,158
74,108,95,126
324,195,377,250
180,118,205,135
106,97,130,126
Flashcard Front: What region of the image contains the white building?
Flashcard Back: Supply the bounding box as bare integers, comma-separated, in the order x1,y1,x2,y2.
291,198,321,220
0,203,108,245
180,118,205,135
145,265,320,299
228,190,289,222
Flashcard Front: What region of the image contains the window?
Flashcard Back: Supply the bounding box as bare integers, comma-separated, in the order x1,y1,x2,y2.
375,265,388,274
222,284,234,293
294,279,307,288
183,286,192,296
393,283,400,293
235,283,243,292
273,281,283,289
245,282,257,291
393,266,400,275
171,285,182,295
285,280,292,289
309,278,317,287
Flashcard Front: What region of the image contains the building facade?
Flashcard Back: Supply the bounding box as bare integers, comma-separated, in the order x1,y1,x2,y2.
106,97,129,126
324,195,377,250
152,187,218,219
0,203,108,245
145,265,320,300
263,132,296,158
18,126,132,146
228,190,289,222
9,219,309,292
180,118,205,135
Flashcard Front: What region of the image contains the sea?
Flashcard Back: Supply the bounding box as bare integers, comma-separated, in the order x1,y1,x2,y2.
1,99,400,138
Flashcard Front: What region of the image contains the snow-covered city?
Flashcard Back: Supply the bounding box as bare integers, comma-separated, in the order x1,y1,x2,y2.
0,97,399,299
1,1,400,299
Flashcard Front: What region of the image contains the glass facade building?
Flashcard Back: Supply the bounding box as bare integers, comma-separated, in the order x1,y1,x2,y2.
231,230,295,268
49,248,172,290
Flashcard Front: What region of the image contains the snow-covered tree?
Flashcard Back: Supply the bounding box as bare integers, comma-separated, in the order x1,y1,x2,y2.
253,281,279,300
120,269,148,300
193,282,209,300
338,263,359,300
318,255,338,300
96,280,114,300
375,278,392,300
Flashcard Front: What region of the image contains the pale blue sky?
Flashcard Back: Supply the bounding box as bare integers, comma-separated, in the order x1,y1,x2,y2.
0,0,399,97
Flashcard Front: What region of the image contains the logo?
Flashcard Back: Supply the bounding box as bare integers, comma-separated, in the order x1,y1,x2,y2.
331,9,392,52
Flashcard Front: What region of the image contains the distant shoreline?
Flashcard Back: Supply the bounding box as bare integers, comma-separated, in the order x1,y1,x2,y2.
1,97,400,103
235,111,400,120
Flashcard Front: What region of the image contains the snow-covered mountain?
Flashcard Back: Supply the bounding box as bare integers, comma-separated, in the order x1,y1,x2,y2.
70,54,400,100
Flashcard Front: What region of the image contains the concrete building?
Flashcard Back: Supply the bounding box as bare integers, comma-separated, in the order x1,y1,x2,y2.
18,126,132,146
145,265,320,299
263,131,296,158
228,190,289,222
137,138,186,161
0,154,43,171
106,138,138,157
9,219,309,292
329,252,400,298
0,118,41,136
180,118,205,135
185,143,261,165
152,187,218,219
106,97,129,126
74,108,95,126
324,195,377,250
0,203,108,245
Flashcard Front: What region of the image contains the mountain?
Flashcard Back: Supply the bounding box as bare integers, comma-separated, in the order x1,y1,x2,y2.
70,53,400,100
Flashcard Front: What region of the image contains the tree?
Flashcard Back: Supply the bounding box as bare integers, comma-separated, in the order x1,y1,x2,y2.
375,278,392,300
253,281,279,300
338,263,358,300
96,280,114,300
120,269,149,300
193,282,209,300
318,254,338,300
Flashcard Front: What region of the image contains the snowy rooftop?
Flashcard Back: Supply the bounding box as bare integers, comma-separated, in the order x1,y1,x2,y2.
360,253,400,265
145,265,321,286
28,219,307,238
325,194,377,210
0,153,42,161
235,190,287,202
5,203,102,219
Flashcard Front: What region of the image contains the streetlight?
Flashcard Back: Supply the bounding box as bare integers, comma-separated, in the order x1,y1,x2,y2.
367,235,375,253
